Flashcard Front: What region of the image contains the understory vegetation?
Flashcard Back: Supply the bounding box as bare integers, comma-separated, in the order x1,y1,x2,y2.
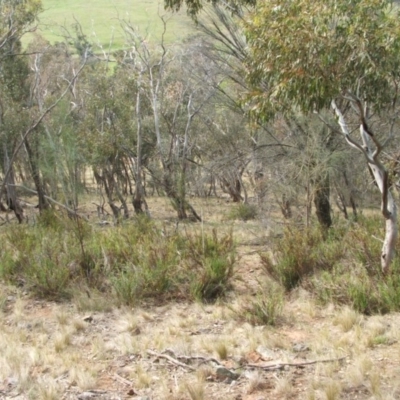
0,211,236,305
1,209,399,320
3,1,400,398
1,0,400,324
261,215,400,316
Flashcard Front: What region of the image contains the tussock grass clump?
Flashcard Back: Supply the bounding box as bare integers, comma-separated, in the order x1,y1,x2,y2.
236,280,284,326
260,225,344,290
227,203,257,221
306,262,400,314
0,212,236,304
261,217,400,315
186,229,236,303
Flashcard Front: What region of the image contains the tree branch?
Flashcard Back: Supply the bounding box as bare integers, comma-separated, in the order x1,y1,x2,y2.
0,52,87,204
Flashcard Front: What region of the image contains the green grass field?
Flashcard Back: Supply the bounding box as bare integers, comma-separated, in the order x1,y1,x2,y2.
31,0,194,49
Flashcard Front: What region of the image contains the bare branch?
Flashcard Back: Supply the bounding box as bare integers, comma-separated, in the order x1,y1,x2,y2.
0,53,88,204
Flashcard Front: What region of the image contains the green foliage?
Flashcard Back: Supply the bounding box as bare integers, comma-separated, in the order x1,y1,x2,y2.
111,227,181,305
227,203,257,221
1,223,74,299
300,217,400,314
260,226,344,290
237,281,284,326
27,252,72,299
186,229,236,302
0,213,236,304
346,215,383,273
306,261,400,315
0,0,42,39
245,0,400,116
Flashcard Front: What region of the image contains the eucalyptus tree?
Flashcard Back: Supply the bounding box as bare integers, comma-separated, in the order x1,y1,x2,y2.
0,0,42,221
244,0,400,272
165,0,255,17
0,0,88,221
25,38,88,209
167,0,400,268
80,63,141,220
194,4,339,225
120,22,218,221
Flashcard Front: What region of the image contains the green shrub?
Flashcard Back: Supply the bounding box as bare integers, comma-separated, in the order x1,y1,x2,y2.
346,215,385,276
227,203,257,221
305,257,400,315
0,212,237,304
27,256,71,299
111,265,140,306
260,226,344,290
186,229,236,303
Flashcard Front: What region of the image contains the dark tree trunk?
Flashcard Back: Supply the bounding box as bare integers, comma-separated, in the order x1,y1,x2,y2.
24,139,49,211
3,144,24,223
342,170,358,221
220,176,243,203
94,168,121,220
314,172,332,230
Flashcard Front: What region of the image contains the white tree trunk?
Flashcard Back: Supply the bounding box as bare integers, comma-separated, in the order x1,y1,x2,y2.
331,100,398,273
366,153,398,274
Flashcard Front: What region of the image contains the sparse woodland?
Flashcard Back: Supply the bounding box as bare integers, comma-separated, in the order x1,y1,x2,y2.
2,0,400,399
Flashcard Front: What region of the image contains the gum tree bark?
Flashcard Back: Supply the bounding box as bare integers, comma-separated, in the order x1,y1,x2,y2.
332,99,397,274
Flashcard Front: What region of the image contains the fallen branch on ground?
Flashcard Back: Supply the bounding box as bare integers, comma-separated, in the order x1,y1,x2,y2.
162,348,223,367
147,350,196,371
147,349,346,375
244,356,347,371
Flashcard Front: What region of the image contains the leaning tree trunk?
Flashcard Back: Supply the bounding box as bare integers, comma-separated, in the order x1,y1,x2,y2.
332,99,397,273
368,158,397,274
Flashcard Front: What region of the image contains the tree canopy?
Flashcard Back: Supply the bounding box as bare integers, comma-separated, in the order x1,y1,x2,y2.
244,0,400,117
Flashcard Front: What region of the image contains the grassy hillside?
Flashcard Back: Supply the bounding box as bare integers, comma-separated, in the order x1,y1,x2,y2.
32,0,194,49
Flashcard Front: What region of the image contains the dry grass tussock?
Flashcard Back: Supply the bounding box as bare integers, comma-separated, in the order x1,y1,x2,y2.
0,280,400,398
0,198,400,398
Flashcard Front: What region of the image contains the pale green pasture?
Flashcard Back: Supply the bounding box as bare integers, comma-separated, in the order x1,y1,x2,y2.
29,0,194,49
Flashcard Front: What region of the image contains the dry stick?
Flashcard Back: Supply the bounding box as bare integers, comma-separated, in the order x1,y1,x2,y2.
174,354,223,367
8,184,89,221
149,350,345,374
147,350,196,371
162,348,223,367
113,373,133,386
244,356,347,371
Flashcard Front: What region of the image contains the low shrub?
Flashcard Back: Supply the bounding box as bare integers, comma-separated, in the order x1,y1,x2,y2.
0,212,237,304
260,225,344,290
227,203,257,221
259,217,400,315
186,229,236,303
305,261,400,314
300,216,400,314
346,215,385,275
